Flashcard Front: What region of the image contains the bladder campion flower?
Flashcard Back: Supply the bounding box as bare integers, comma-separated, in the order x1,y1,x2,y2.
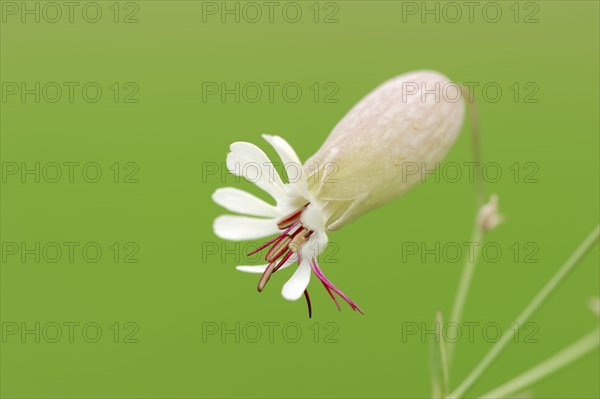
213,70,465,316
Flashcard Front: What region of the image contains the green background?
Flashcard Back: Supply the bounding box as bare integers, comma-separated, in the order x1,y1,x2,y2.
1,1,598,398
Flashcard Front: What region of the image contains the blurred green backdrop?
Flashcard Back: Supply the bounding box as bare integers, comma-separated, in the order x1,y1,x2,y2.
1,1,598,398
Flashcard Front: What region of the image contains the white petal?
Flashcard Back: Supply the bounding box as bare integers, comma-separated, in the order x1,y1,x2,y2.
236,254,297,274
281,258,311,301
213,215,279,241
212,187,280,218
262,135,302,178
226,142,287,203
263,135,309,198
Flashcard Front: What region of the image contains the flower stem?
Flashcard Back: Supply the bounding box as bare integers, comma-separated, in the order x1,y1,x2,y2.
431,311,451,398
461,85,484,210
437,311,450,396
448,224,483,362
448,87,485,364
478,327,600,399
447,224,600,399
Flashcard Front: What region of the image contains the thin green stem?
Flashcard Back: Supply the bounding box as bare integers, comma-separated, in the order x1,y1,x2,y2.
447,225,600,399
448,225,483,362
447,86,485,364
437,311,450,395
479,327,600,399
461,85,484,210
431,311,451,399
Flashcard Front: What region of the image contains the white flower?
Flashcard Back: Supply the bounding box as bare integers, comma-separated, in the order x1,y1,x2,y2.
212,70,465,315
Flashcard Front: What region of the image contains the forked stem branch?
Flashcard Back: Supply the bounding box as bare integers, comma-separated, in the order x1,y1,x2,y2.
478,327,600,399
448,225,600,399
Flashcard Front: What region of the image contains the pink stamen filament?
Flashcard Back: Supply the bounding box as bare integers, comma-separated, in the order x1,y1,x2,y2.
310,258,364,314
321,281,342,311
247,222,299,256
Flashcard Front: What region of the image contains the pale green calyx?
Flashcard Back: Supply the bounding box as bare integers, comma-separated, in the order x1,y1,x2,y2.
304,70,465,230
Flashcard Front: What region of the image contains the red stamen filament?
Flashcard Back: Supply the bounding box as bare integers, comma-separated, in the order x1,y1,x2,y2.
277,203,309,229
265,235,292,262
257,261,276,292
304,290,312,318
273,251,294,272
